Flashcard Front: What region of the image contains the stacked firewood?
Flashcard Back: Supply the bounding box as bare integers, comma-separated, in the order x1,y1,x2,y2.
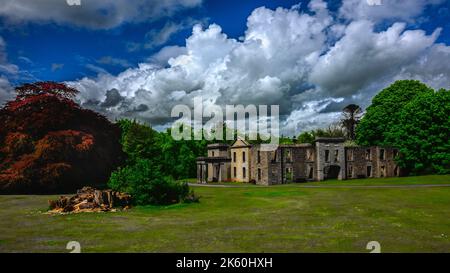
47,187,132,214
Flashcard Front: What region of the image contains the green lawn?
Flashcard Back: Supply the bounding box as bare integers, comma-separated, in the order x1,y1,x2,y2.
0,175,449,253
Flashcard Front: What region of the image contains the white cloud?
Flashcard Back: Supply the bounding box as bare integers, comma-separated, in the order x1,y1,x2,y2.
0,0,202,29
393,43,450,90
0,37,19,75
145,22,181,49
0,36,17,104
310,20,440,97
339,0,444,23
68,3,333,126
67,1,450,135
0,76,14,106
282,98,344,135
148,45,187,66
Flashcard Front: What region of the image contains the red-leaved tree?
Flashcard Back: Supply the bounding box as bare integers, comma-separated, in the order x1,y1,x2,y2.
0,82,125,194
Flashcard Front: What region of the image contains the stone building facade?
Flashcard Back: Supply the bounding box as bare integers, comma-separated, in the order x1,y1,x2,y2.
196,137,401,185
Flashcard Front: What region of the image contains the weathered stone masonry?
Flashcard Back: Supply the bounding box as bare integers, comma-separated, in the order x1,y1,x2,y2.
197,138,400,185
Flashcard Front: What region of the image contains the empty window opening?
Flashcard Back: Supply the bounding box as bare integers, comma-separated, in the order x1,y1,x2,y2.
286,150,292,162
347,150,354,161
308,167,314,179
380,166,386,177
325,150,330,162
334,150,339,162
366,165,372,177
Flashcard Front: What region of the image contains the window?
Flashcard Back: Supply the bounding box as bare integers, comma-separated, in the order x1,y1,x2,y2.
334,150,339,162
380,149,385,160
233,167,236,177
243,167,246,178
325,150,330,162
366,165,372,177
233,152,236,162
242,151,246,163
258,168,261,181
306,149,313,161
308,166,314,179
285,167,292,182
212,151,215,157
347,150,354,161
257,151,261,163
365,149,371,160
286,150,292,162
348,166,353,178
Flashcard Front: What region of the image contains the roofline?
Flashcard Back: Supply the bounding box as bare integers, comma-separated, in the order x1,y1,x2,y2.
314,137,346,143
230,137,251,148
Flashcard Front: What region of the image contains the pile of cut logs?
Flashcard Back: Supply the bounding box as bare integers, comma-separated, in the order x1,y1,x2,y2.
47,187,132,214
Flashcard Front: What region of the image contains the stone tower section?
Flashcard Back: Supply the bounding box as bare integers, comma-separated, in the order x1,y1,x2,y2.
315,138,346,181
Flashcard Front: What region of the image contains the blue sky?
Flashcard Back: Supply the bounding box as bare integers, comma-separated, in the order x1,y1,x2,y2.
1,0,310,82
0,0,449,134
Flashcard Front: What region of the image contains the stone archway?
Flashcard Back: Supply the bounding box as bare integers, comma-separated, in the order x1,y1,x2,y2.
324,165,340,180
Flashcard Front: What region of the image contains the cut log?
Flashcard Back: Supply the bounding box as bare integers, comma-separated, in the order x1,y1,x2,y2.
47,188,132,214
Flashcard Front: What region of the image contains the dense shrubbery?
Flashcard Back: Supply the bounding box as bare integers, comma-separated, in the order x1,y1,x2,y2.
297,124,346,144
109,158,193,205
108,120,202,205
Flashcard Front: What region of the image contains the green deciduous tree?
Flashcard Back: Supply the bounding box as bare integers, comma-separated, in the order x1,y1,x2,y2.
356,79,449,175
387,89,450,174
356,80,434,146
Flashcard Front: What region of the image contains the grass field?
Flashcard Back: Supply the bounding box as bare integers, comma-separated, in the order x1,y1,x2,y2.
0,175,449,253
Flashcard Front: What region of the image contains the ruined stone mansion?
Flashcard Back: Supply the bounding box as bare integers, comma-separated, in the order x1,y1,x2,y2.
196,138,401,185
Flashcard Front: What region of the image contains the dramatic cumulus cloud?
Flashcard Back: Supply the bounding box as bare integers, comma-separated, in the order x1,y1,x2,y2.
68,1,333,126
0,0,202,29
309,21,440,97
148,45,188,66
64,0,450,135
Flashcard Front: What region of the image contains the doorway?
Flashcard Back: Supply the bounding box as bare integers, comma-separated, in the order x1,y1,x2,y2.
324,165,340,180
